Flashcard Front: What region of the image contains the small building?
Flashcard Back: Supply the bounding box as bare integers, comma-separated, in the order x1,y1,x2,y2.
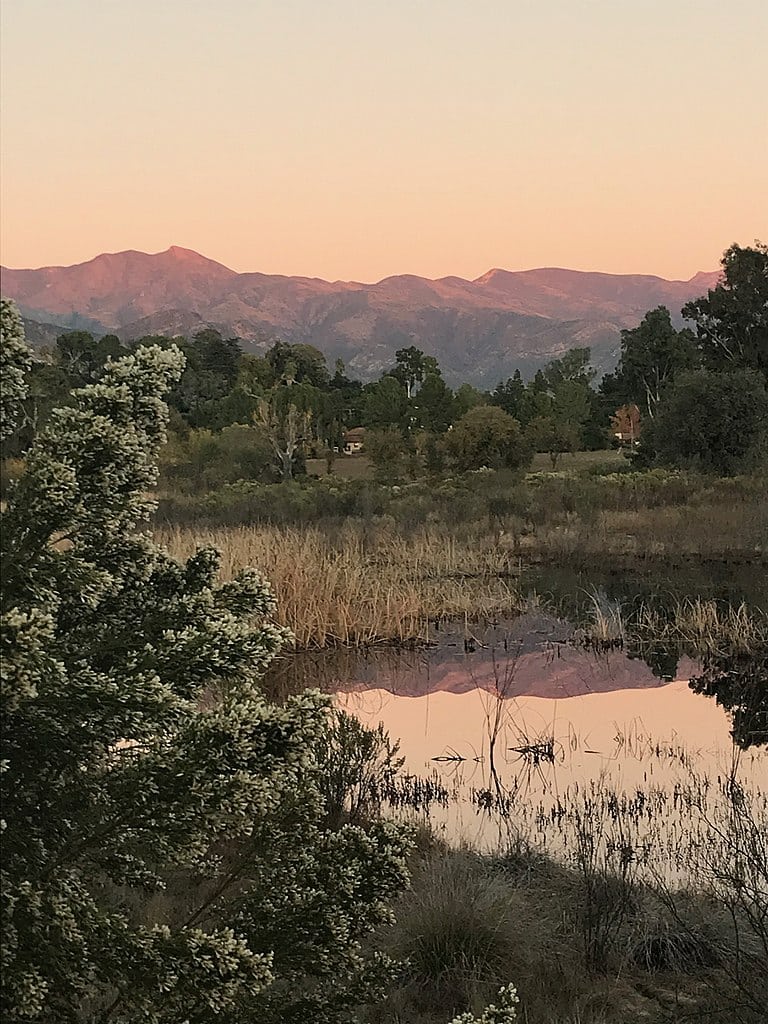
342,427,366,455
611,404,642,447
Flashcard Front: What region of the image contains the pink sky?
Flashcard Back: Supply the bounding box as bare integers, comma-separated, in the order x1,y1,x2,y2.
1,1,766,281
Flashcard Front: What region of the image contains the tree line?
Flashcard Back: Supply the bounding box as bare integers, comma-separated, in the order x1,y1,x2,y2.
4,242,766,489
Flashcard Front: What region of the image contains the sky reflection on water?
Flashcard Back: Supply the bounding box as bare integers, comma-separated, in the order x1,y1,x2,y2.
266,611,767,878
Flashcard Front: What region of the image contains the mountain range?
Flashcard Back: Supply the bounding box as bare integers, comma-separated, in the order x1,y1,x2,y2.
1,246,719,386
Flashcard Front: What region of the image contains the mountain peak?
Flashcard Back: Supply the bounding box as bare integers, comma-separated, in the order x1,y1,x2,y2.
163,245,209,262
156,246,236,275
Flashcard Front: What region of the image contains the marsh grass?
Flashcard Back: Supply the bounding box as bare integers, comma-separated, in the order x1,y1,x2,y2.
463,697,768,1020
580,596,767,658
156,467,767,565
634,599,768,655
158,524,525,648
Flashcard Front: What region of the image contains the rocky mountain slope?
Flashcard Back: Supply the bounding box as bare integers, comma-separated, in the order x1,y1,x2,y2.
2,247,718,385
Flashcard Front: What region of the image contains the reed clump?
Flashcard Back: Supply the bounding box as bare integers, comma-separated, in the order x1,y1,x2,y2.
157,523,524,648
634,599,768,656
581,596,767,658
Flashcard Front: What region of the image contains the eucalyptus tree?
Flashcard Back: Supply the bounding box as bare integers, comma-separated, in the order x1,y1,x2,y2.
683,241,768,377
616,307,699,419
391,345,432,399
254,392,313,481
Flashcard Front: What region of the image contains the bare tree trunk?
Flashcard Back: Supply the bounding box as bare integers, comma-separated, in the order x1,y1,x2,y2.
255,397,311,482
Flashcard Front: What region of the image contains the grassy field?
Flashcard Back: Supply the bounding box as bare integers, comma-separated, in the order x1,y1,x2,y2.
158,461,767,567
156,459,767,648
306,453,375,479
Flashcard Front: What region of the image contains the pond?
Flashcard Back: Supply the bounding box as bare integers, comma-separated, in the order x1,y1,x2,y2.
265,579,767,885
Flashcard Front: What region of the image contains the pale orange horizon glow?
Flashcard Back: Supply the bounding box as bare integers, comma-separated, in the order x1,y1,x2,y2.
1,1,766,282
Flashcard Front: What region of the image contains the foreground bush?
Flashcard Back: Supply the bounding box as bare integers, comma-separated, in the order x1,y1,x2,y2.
0,303,411,1023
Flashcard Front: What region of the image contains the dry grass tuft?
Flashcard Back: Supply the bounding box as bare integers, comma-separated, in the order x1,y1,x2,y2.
579,596,767,658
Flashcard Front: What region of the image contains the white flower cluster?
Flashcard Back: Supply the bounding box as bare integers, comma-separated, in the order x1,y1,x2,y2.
0,299,31,442
448,984,519,1024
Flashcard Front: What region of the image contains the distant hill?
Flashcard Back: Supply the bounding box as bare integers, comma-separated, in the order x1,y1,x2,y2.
2,247,719,386
20,316,69,349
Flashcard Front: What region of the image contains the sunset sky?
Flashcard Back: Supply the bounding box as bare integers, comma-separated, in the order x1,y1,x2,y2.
1,0,766,281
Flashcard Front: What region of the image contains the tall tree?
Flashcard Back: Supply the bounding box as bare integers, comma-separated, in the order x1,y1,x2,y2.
191,328,242,387
641,367,768,475
617,307,699,419
490,370,526,421
363,375,409,431
414,371,454,433
265,341,329,388
390,346,438,399
530,348,596,450
541,347,595,390
683,242,768,377
55,331,129,386
453,383,485,419
254,392,312,481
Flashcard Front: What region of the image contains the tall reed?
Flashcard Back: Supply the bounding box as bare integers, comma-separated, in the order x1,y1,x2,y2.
158,524,524,648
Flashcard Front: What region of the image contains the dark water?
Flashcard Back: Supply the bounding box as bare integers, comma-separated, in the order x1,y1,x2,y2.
518,560,768,622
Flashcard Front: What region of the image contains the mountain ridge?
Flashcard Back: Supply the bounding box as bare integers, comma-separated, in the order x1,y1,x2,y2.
2,247,720,385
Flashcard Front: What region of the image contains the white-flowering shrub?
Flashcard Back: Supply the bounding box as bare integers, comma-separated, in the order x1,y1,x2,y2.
0,299,31,442
448,985,519,1024
0,302,411,1023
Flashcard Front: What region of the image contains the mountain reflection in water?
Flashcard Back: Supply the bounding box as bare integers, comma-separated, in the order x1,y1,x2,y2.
336,680,766,876
267,613,701,701
265,613,766,878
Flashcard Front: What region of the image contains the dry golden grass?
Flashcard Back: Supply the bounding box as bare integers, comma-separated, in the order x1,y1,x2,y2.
635,598,767,655
158,524,524,649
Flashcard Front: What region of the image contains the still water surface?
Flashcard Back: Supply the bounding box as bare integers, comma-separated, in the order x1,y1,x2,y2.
269,610,767,880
